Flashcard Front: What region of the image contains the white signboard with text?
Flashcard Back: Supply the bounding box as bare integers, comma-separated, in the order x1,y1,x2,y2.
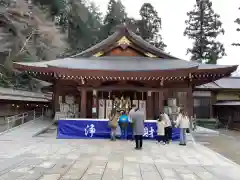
132,100,139,108
139,100,146,119
105,100,112,119
98,99,105,119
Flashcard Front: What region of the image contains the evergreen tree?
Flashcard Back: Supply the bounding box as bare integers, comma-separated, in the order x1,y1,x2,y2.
66,0,103,54
138,3,166,50
32,0,66,16
184,0,225,64
102,0,127,38
232,7,240,46
32,0,103,55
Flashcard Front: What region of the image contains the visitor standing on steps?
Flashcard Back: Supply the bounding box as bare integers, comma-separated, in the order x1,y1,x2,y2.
132,108,145,150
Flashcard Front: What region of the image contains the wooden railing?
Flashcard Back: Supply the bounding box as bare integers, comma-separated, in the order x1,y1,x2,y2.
0,109,44,133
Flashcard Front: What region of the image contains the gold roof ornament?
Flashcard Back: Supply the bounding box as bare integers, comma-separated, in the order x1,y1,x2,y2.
117,36,131,46
93,51,104,57
144,52,157,58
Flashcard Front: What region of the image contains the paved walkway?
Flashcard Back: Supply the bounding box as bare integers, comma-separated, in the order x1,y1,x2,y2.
194,126,219,135
194,129,240,165
0,135,240,180
0,119,52,140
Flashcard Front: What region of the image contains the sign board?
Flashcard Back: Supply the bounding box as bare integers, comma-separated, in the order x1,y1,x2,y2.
105,100,112,119
132,100,139,108
57,119,180,140
139,100,146,119
98,99,105,119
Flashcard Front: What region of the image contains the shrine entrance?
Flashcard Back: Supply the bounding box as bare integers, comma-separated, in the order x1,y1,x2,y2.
95,89,190,120
97,91,147,119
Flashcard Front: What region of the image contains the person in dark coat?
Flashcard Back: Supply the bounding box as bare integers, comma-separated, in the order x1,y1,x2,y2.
131,108,145,150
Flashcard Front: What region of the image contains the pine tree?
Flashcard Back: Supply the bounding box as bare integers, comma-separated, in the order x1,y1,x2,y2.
32,0,103,55
184,0,225,64
49,0,103,55
102,0,127,38
32,0,66,16
232,7,240,46
138,3,166,50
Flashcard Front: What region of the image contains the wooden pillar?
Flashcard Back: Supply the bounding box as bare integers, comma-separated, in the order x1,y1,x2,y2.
146,91,153,119
159,90,164,113
80,89,87,118
153,92,159,118
92,90,98,118
52,80,60,118
210,91,216,118
187,87,193,117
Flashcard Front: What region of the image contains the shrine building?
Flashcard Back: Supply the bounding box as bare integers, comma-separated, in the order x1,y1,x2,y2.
13,25,238,120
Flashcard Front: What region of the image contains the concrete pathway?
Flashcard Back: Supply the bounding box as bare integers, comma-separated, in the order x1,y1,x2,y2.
0,119,52,140
0,136,239,180
193,126,219,135
194,129,240,166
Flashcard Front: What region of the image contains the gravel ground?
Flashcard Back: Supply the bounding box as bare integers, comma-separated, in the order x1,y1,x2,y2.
193,129,240,165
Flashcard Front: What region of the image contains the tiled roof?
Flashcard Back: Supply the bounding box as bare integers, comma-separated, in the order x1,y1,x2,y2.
15,56,236,72
196,77,240,90
71,25,178,59
0,87,51,102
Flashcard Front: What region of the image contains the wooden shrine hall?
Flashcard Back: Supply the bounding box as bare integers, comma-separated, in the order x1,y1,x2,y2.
13,25,238,120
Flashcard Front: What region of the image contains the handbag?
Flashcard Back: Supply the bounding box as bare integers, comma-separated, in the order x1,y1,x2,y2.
108,120,113,128
186,128,190,133
109,120,118,129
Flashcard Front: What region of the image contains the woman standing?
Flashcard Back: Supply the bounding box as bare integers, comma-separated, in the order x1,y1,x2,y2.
175,110,190,146
108,108,120,141
162,111,172,144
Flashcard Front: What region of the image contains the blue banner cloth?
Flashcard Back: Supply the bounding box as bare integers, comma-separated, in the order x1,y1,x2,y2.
57,119,180,140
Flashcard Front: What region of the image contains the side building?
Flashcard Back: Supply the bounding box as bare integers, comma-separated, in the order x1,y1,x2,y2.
194,77,240,130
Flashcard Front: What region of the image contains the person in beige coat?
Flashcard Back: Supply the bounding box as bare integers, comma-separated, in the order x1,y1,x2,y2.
108,108,120,141
175,110,190,146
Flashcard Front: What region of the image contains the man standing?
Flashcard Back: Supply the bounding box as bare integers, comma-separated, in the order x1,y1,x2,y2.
132,108,145,150
128,104,136,140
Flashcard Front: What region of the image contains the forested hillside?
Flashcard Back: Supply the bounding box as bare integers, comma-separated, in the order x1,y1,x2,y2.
0,0,229,89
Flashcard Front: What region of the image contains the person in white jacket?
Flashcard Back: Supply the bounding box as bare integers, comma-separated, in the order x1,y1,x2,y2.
175,110,190,146
162,112,172,144
156,115,166,144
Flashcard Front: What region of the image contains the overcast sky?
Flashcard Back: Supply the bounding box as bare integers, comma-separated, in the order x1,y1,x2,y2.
91,0,240,71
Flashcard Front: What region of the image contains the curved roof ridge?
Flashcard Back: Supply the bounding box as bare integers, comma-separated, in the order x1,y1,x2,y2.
70,24,179,59
125,28,179,59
